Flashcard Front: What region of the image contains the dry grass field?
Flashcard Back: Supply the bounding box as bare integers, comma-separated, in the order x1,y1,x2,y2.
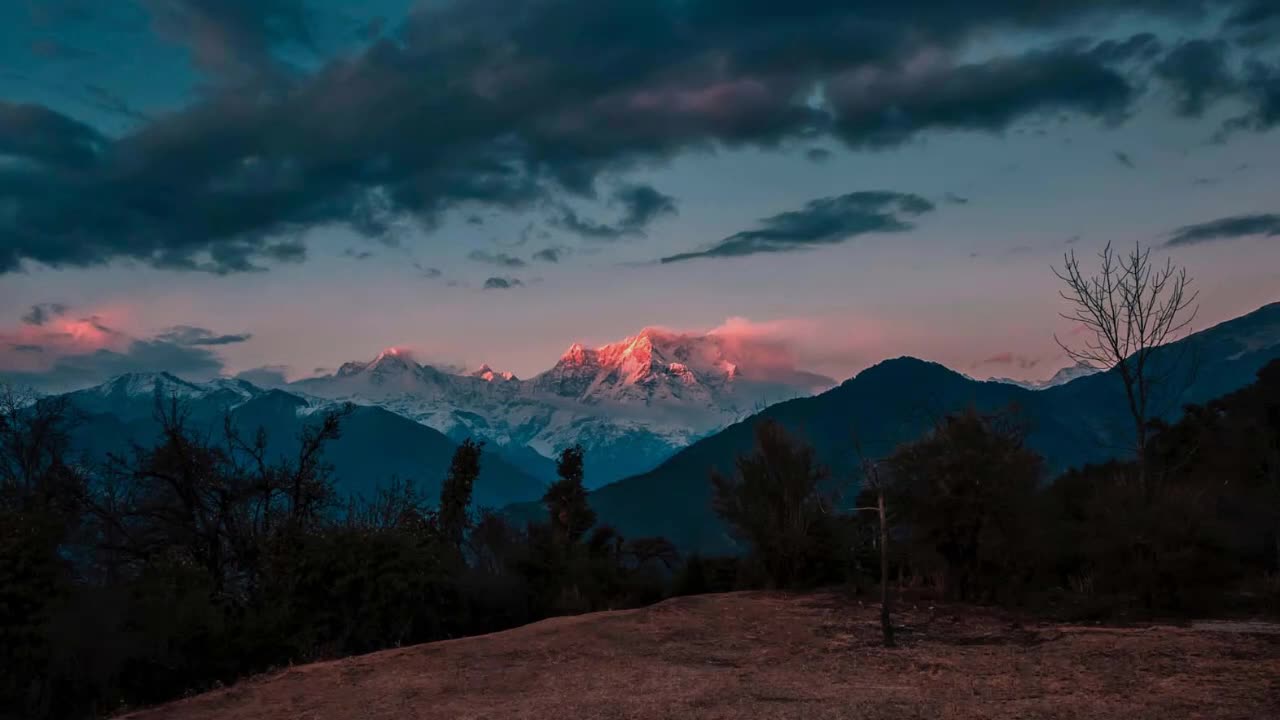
120,591,1280,720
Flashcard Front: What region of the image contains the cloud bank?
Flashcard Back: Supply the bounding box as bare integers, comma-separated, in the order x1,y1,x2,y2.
1,0,1275,275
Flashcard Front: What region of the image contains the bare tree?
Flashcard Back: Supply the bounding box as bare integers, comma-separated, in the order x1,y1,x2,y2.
0,386,81,508
1053,241,1199,493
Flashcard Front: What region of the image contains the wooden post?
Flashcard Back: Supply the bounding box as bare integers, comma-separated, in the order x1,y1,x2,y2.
878,484,894,648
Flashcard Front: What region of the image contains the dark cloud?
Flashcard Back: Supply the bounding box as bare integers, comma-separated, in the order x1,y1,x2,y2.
660,190,934,263
0,102,104,170
532,246,570,263
0,315,254,391
413,263,443,279
343,248,374,260
467,250,527,268
234,365,290,387
1225,1,1280,46
22,303,69,326
43,341,224,389
1166,213,1280,246
554,184,678,240
806,148,833,163
1227,0,1280,28
615,185,678,230
0,341,226,394
483,276,523,290
156,325,253,346
825,43,1137,148
82,84,149,122
1155,40,1236,117
944,193,970,205
518,223,552,246
1114,150,1136,168
1218,61,1280,136
1086,32,1163,64
0,0,1267,276
140,0,313,83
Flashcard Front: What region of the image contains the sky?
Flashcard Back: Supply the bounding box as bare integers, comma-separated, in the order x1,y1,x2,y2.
2,0,1279,392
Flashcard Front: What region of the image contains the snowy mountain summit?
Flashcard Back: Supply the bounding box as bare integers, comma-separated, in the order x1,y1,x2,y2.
991,363,1101,390
291,328,834,486
538,327,830,407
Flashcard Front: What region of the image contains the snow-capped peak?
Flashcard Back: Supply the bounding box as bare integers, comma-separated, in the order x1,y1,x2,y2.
534,326,832,406
989,362,1100,390
293,325,833,477
80,372,265,409
469,364,516,382
559,342,591,365
370,347,416,369
98,371,202,399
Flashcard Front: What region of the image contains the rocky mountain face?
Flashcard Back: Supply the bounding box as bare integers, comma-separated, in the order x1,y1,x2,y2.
291,328,834,487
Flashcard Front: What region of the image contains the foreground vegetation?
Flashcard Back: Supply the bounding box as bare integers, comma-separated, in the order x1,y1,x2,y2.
0,394,675,719
2,358,1278,718
713,358,1280,619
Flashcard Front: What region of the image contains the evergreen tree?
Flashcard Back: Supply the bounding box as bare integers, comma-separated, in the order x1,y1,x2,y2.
439,439,483,551
886,408,1043,602
710,420,836,588
544,445,595,543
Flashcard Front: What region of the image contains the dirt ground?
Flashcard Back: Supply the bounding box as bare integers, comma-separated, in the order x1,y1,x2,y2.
119,591,1280,720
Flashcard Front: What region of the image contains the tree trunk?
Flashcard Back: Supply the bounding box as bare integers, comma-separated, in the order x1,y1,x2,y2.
1136,416,1149,500
878,488,895,648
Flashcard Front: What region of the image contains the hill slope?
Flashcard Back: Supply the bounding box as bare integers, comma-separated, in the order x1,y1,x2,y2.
515,302,1280,552
117,591,1278,720
62,375,546,508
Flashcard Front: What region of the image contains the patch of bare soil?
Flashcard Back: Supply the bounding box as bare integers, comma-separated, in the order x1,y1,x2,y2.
119,591,1280,720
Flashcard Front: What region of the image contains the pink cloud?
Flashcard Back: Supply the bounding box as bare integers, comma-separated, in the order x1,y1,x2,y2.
1,309,132,372
706,314,888,381
975,351,1042,370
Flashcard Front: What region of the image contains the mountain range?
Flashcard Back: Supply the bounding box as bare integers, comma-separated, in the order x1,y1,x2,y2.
985,363,1100,390
506,302,1280,552
288,327,834,487
45,326,833,508
60,373,548,509
31,302,1280,548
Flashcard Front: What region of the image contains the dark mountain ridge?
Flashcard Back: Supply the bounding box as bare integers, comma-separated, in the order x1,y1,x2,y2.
60,376,547,509
506,302,1280,552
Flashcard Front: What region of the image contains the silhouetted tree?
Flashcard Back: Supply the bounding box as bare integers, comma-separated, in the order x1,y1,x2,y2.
0,387,85,719
544,445,595,543
711,420,836,588
439,439,483,551
0,385,688,719
1048,359,1280,611
1054,241,1198,493
887,408,1043,602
